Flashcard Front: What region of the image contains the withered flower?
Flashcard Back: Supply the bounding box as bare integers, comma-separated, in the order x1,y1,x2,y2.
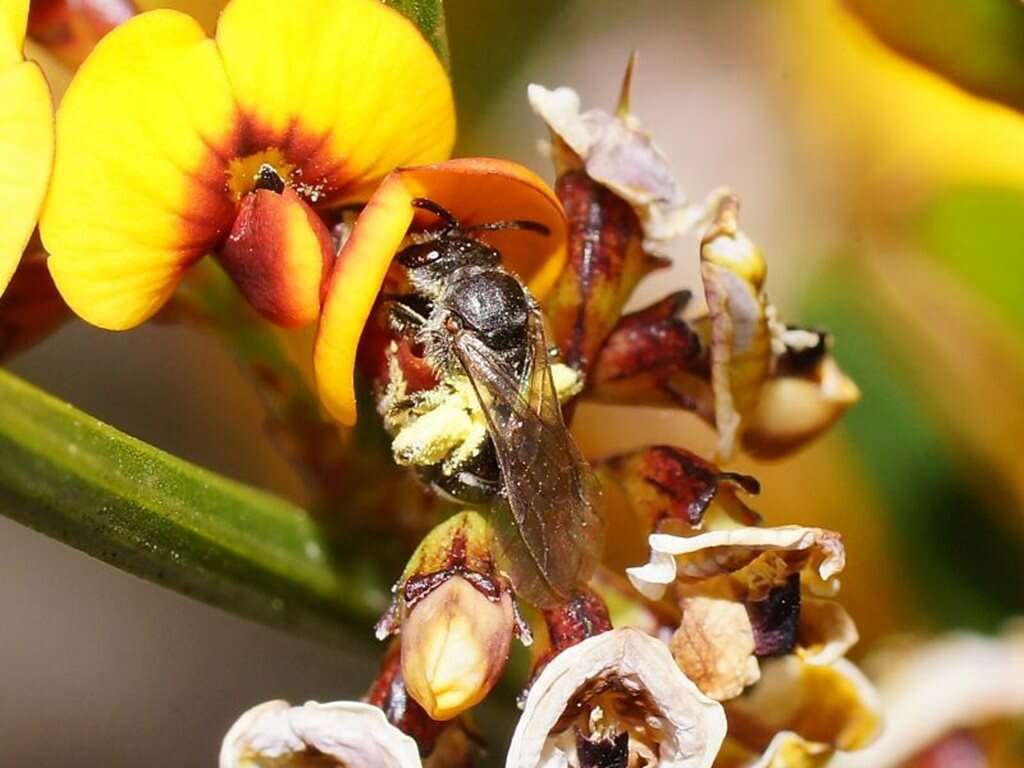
529,55,723,253
724,656,882,767
219,699,422,768
832,625,1024,767
627,519,855,702
507,627,727,768
698,195,861,460
376,511,524,721
598,445,761,532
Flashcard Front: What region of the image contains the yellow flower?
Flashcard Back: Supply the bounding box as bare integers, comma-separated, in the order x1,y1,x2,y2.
314,157,568,425
0,0,54,298
40,0,454,330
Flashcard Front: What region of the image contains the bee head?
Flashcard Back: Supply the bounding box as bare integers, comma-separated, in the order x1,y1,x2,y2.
398,235,503,276
398,198,550,279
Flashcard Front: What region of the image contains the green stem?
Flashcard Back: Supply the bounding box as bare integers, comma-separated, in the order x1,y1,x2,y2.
0,367,388,646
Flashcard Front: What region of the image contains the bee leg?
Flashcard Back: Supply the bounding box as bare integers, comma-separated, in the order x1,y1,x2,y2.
388,298,429,338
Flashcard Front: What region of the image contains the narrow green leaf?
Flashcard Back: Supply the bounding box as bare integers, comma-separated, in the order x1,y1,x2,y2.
386,0,449,68
0,368,388,646
906,185,1024,337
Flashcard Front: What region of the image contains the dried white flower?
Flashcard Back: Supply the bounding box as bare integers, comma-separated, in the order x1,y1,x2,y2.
832,627,1024,767
727,656,882,766
220,700,422,768
506,627,727,768
626,525,845,602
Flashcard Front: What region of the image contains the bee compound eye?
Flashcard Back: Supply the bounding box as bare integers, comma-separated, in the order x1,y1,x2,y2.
397,242,441,269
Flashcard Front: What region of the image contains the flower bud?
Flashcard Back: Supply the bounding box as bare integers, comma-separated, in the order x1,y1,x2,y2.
377,512,525,721
401,574,515,720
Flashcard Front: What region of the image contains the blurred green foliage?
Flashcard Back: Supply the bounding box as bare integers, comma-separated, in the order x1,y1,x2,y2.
908,185,1024,338
808,268,1024,632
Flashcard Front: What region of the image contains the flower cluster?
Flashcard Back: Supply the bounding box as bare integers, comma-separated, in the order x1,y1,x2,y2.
9,2,882,766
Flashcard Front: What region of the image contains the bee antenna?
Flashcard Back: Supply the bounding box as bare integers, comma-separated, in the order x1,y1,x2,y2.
466,219,551,236
411,198,460,232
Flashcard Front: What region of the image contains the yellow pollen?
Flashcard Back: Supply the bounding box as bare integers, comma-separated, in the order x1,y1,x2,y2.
226,148,295,201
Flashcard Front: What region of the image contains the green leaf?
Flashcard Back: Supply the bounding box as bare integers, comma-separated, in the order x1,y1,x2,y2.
0,368,388,646
386,0,449,68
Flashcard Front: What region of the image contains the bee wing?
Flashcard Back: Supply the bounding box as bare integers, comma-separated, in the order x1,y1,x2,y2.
453,312,603,607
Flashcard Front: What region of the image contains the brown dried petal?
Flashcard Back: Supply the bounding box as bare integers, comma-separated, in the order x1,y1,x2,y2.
741,355,860,459
714,731,834,768
699,197,773,461
597,445,759,531
745,574,802,659
796,597,859,667
671,596,761,702
586,292,708,411
545,169,659,375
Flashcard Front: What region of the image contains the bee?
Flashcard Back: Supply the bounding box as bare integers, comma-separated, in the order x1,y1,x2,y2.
385,198,603,608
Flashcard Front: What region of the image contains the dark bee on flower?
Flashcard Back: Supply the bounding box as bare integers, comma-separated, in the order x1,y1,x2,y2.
385,199,603,608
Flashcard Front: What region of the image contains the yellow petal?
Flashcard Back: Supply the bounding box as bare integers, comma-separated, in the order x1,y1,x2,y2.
314,158,568,425
215,0,454,206
0,0,27,66
0,59,52,295
41,10,237,330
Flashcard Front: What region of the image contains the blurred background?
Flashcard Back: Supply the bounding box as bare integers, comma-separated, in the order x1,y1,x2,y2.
4,0,1024,764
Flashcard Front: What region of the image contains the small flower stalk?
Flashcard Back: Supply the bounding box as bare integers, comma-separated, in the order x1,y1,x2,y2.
376,511,526,721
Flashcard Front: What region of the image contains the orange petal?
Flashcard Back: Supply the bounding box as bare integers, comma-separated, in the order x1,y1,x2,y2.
215,0,454,206
315,158,568,424
0,56,53,296
40,10,237,330
218,187,332,328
